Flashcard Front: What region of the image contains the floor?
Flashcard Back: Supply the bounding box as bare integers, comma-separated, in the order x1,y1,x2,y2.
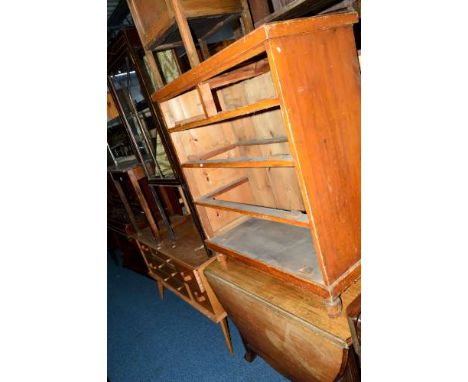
107,250,287,382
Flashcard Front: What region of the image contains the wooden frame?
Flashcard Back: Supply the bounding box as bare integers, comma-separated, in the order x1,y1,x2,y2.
108,29,209,244
153,13,361,317
127,0,254,74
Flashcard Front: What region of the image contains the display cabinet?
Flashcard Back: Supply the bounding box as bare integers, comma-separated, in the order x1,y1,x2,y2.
108,29,206,242
152,13,361,316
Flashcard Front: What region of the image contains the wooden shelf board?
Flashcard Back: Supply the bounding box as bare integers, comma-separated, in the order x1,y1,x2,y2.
196,198,309,228
189,137,289,162
182,154,293,168
205,58,270,89
170,98,280,133
206,217,323,284
237,136,288,146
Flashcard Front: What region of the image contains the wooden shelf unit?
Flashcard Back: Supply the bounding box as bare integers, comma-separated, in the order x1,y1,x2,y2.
153,13,361,316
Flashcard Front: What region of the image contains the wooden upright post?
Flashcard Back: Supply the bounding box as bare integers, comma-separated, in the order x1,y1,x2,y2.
240,0,254,34
144,49,164,89
170,0,200,68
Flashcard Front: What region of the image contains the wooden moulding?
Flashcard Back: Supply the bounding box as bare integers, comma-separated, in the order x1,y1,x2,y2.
169,97,280,133
182,154,293,168
152,12,358,102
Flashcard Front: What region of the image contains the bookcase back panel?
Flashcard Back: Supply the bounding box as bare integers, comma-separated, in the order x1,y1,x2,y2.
215,72,276,111
160,89,205,129
171,123,237,162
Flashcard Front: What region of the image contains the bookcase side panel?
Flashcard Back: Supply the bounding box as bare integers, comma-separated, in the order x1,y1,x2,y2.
267,27,361,285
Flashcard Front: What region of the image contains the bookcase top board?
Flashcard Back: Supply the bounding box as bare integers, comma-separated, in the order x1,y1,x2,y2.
151,12,359,103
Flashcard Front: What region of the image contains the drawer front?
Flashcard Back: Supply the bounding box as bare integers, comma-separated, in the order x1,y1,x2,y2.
148,264,189,298
149,249,213,312
140,243,214,314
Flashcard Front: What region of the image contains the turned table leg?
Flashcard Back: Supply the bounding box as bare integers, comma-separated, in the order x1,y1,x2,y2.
219,317,233,353
240,334,257,362
323,296,343,318
156,280,164,300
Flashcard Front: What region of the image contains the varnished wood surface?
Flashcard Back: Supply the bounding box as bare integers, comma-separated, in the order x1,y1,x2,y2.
205,257,360,343
182,154,293,168
169,98,280,132
267,21,360,285
205,256,361,381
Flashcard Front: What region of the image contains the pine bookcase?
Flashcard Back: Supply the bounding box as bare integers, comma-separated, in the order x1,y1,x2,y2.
152,12,360,317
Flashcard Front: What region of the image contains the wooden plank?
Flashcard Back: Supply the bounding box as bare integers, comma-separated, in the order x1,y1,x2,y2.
237,136,288,146
170,0,200,68
152,13,358,102
247,0,271,25
198,38,210,60
240,0,255,33
187,138,288,161
109,172,140,235
188,143,237,161
127,167,161,239
196,198,309,228
144,49,164,89
170,98,280,132
196,83,218,117
205,58,270,89
182,154,294,168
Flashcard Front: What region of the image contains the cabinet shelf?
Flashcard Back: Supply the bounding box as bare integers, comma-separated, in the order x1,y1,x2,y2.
188,137,289,162
170,98,280,133
195,176,308,228
206,218,323,284
196,198,309,228
182,154,293,168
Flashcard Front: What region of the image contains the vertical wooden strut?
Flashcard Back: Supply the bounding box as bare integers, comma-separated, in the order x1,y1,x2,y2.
219,317,233,353
144,49,164,89
170,0,200,68
240,0,254,34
